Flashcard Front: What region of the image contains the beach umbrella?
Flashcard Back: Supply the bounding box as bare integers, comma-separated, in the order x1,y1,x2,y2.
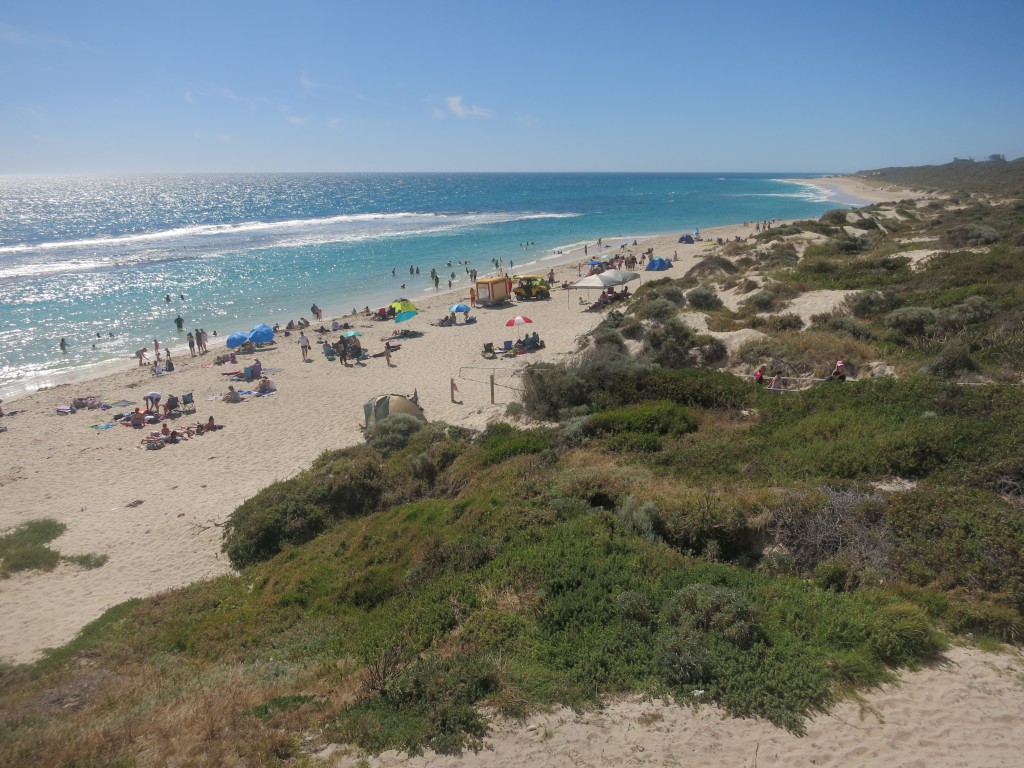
225,331,250,349
394,310,417,323
248,323,275,344
342,329,363,338
600,269,640,285
505,315,533,327
586,259,604,266
448,303,471,313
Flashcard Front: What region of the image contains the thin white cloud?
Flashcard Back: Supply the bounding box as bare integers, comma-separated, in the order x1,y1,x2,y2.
445,96,494,118
328,117,344,130
184,91,195,103
280,105,306,125
214,86,256,109
300,71,324,94
0,21,34,45
18,106,43,119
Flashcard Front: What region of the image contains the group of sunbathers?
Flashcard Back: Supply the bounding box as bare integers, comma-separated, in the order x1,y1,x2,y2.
140,416,223,447
514,331,544,353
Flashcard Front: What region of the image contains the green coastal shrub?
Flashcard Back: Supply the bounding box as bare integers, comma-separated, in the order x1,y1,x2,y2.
642,318,696,368
744,290,776,311
811,314,874,340
364,413,425,454
662,583,760,648
586,401,697,438
944,224,1000,248
760,241,799,266
653,495,752,562
884,306,936,336
686,286,724,311
631,297,679,322
222,448,385,568
844,290,900,319
476,422,555,465
927,338,979,377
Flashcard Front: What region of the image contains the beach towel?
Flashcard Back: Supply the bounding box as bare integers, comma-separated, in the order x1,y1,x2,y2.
89,423,116,430
111,400,134,408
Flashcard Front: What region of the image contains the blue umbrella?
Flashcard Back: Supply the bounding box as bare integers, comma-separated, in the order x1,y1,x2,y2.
587,259,604,266
342,329,363,338
249,323,275,344
448,303,471,313
226,331,250,349
394,310,417,323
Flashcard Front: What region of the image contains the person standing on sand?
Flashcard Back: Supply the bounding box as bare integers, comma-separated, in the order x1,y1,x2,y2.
469,286,477,306
135,347,148,366
187,332,196,356
298,332,310,361
384,345,393,367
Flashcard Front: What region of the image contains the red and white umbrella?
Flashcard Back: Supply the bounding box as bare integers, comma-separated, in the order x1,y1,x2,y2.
505,315,533,327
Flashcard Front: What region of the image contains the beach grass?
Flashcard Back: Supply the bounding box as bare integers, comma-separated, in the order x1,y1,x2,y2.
4,175,1024,764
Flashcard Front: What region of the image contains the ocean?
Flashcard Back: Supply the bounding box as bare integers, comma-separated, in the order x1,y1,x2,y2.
0,172,848,397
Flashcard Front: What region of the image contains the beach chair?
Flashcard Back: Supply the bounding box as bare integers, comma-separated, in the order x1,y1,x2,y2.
164,394,181,417
243,366,254,382
482,342,497,359
501,340,513,353
181,392,196,414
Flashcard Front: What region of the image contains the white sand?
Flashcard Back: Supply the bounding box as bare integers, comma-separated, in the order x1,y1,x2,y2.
0,225,750,665
7,197,1016,767
329,645,1024,768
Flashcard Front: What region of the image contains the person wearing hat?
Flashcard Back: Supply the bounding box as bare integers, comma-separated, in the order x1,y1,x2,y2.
830,360,847,382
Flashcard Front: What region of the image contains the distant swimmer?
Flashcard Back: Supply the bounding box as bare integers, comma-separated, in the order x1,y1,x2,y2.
165,294,171,303
174,314,184,330
59,338,67,352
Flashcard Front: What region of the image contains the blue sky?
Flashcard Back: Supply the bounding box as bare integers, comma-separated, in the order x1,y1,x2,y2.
3,0,1023,173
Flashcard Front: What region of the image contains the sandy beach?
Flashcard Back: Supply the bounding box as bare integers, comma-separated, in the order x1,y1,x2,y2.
11,186,1015,768
0,222,766,666
332,645,1024,768
788,175,931,205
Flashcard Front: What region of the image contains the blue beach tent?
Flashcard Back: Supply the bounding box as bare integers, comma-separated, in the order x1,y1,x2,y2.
678,234,694,244
645,257,672,271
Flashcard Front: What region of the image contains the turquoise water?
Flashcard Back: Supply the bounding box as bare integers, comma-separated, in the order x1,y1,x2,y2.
0,173,845,396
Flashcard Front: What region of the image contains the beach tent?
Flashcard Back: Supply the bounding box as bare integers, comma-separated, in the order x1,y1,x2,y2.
645,257,672,271
391,299,417,313
363,394,426,429
678,234,694,244
571,269,639,289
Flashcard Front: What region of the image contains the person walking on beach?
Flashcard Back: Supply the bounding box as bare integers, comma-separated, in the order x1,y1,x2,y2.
384,345,393,367
298,331,310,361
200,329,209,354
187,332,196,357
135,347,148,366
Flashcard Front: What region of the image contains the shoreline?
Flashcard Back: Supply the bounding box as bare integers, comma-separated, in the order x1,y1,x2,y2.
0,219,768,665
0,170,911,664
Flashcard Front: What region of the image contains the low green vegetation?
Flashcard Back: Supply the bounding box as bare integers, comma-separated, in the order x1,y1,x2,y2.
3,168,1024,766
0,519,108,578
